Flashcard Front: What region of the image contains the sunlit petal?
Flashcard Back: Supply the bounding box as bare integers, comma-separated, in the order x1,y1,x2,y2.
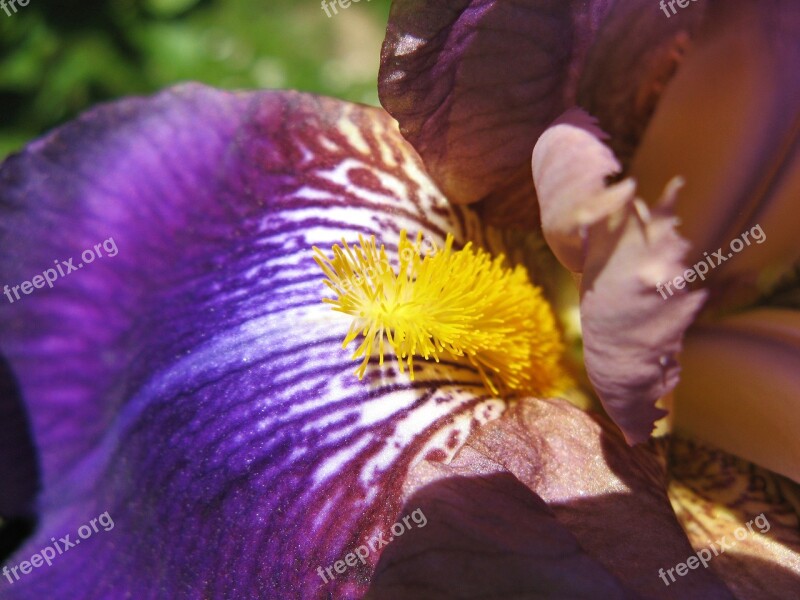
370,398,736,598
669,436,800,597
0,84,517,598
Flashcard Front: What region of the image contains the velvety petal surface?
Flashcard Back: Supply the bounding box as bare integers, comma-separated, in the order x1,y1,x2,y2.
366,472,637,599
369,397,736,599
532,117,706,444
378,0,709,224
674,308,800,483
0,85,523,599
378,0,617,210
631,0,800,303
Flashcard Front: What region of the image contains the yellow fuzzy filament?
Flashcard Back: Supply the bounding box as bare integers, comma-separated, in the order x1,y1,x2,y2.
312,230,567,396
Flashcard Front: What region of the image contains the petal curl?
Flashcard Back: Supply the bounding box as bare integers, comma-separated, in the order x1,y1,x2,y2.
532,117,706,444
532,109,635,273
0,85,517,598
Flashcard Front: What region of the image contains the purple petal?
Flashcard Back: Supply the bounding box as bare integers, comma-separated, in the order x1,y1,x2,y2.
0,85,513,598
371,398,735,599
378,0,616,208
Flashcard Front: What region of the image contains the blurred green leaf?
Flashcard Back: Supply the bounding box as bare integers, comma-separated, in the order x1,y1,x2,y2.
0,0,392,160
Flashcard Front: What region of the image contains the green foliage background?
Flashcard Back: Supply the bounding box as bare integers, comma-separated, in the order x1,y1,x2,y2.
0,0,393,159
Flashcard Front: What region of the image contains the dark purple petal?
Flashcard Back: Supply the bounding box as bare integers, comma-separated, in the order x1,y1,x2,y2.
378,0,706,224
366,472,637,599
378,0,616,209
0,85,513,598
0,356,39,518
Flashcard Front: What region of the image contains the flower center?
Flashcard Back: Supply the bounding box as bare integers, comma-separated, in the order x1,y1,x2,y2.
313,230,568,396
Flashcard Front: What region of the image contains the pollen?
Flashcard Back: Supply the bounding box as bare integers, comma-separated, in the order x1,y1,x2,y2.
313,230,568,397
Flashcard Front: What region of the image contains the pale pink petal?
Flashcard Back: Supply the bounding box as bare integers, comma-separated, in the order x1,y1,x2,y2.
532,110,636,272
532,116,706,443
580,187,707,444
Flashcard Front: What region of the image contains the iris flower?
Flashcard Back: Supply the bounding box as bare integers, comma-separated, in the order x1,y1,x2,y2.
1,1,798,599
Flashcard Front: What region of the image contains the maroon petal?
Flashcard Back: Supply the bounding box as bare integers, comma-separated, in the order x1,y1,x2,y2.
580,189,707,444
631,0,800,300
379,0,710,226
577,0,706,164
378,0,616,209
370,397,735,599
367,472,637,599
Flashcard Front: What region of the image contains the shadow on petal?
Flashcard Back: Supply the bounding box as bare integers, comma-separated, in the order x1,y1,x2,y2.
366,472,637,599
